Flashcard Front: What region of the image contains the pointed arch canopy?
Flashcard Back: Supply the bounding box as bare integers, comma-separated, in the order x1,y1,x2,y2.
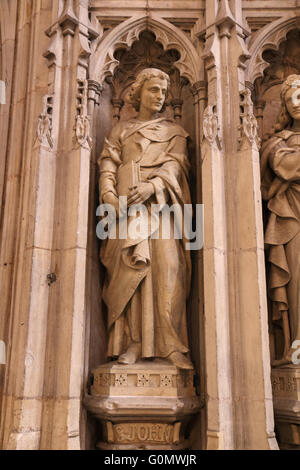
246,14,300,83
89,14,201,86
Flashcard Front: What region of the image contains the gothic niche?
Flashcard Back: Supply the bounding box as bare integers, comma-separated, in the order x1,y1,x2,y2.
253,29,300,139
96,28,198,355
87,30,201,450
255,29,300,450
95,28,198,327
254,29,300,363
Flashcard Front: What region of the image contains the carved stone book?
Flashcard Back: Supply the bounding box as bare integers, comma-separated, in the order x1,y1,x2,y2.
117,161,141,197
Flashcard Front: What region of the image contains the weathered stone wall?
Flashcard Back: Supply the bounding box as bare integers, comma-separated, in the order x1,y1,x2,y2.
0,0,299,450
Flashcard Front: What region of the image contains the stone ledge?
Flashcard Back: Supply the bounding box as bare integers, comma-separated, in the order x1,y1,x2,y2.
90,359,196,398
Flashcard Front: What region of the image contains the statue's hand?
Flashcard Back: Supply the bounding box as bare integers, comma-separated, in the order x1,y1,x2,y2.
103,192,119,214
127,182,154,206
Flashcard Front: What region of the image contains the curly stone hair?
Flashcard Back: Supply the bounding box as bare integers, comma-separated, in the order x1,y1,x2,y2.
265,74,300,140
125,68,170,112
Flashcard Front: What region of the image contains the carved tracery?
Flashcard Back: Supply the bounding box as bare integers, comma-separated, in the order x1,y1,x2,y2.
253,30,300,101
252,29,300,138
90,16,200,88
246,16,300,84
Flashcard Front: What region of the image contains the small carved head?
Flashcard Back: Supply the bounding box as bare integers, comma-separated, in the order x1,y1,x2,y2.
125,68,170,112
273,74,300,132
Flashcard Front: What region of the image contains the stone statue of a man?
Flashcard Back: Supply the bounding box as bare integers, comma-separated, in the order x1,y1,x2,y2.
98,68,193,369
261,74,300,364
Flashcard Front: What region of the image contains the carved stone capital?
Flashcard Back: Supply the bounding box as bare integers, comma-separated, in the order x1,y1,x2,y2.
254,99,266,119
191,81,207,105
111,98,125,121
88,79,102,106
170,98,183,120
58,0,79,37
191,80,207,96
88,79,102,95
111,98,124,108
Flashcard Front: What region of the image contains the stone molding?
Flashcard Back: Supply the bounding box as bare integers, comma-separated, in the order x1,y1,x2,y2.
246,14,300,83
90,14,200,86
91,362,195,397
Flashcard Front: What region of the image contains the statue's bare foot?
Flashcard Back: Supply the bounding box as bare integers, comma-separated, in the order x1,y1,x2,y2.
168,352,194,370
118,343,141,365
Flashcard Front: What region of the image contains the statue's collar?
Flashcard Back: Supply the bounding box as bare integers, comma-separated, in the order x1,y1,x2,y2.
276,128,300,140
122,117,188,142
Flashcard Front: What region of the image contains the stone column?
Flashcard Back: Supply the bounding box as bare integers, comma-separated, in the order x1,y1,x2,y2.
199,0,278,449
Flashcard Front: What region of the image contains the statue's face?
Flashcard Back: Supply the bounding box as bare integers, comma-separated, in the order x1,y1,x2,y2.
139,77,168,114
285,87,300,120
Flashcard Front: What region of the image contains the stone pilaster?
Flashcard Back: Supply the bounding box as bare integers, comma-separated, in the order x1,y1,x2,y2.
199,0,278,449
0,0,59,450
0,0,100,450
38,0,99,450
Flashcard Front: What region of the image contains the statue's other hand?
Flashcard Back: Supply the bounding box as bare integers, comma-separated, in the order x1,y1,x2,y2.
127,182,154,206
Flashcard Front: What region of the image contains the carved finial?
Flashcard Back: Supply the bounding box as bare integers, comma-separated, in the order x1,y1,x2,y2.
37,95,54,148
215,0,236,37
202,105,222,149
88,80,102,107
238,89,261,150
75,79,92,149
58,0,79,36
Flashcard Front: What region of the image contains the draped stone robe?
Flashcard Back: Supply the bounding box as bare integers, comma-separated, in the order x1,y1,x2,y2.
98,117,192,359
261,129,300,345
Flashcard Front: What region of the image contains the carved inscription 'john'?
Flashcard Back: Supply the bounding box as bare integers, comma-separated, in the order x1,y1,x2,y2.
113,423,173,444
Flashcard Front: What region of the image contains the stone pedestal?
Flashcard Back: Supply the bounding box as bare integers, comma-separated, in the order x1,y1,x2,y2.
84,360,201,450
272,365,300,449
